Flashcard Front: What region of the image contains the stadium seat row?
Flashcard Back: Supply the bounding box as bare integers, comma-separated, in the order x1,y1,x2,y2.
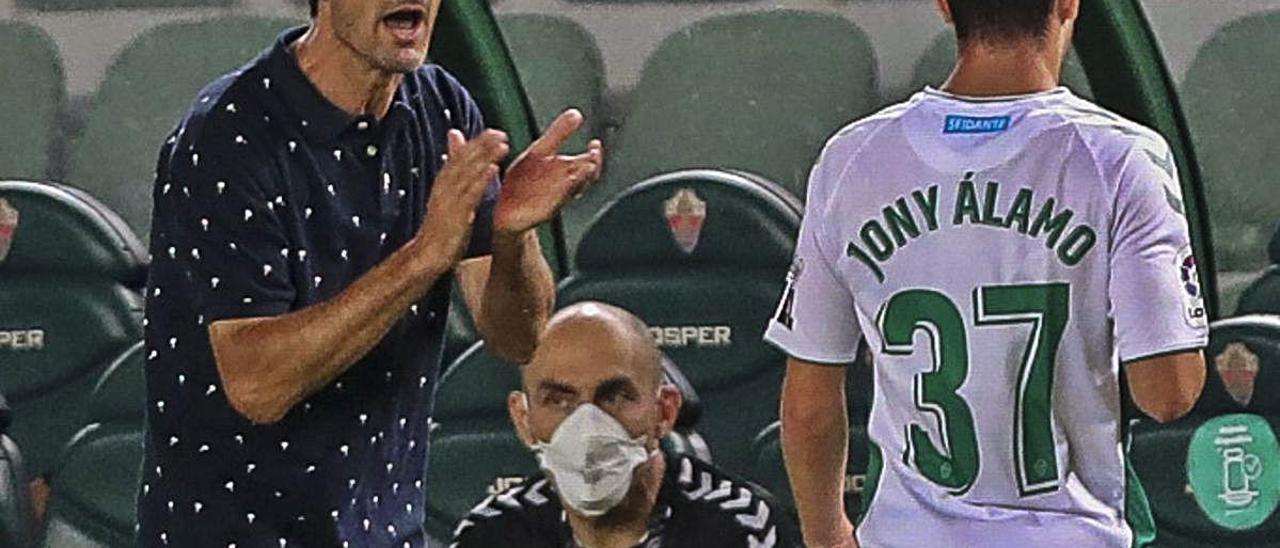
5,167,1280,546
9,8,1277,273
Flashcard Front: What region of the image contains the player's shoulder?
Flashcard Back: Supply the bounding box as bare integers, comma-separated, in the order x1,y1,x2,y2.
667,455,800,546
805,98,918,202
820,98,919,159
1046,94,1172,168
452,476,562,546
163,56,278,168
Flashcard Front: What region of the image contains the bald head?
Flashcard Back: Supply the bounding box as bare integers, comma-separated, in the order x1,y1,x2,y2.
525,302,664,391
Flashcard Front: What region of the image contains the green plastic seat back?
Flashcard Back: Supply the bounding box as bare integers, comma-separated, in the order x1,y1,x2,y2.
18,0,231,10
40,341,148,548
748,346,872,518
0,22,64,181
908,31,1094,100
564,10,879,251
749,419,872,525
67,16,300,241
1182,12,1280,271
0,395,34,548
425,343,543,541
558,170,799,475
40,425,143,548
1130,316,1280,546
1236,226,1280,315
498,14,605,152
0,181,145,476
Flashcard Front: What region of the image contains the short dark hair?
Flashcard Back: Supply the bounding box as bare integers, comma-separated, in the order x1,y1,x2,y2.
947,0,1056,44
309,0,317,17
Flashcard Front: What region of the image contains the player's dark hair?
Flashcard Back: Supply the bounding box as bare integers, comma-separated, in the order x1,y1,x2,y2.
309,0,317,18
946,0,1056,44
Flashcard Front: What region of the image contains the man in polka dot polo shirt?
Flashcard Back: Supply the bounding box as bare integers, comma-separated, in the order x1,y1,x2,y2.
137,0,603,545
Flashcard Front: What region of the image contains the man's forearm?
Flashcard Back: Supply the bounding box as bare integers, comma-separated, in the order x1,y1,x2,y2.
478,229,555,363
781,361,854,546
209,237,449,424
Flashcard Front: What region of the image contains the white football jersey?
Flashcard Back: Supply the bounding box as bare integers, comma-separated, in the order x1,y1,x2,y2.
764,87,1209,547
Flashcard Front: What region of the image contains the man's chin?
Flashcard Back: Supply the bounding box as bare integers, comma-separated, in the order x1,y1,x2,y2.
376,51,427,74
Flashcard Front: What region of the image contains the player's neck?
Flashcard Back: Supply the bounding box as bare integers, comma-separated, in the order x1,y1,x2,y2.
568,453,666,548
942,39,1063,98
292,23,403,120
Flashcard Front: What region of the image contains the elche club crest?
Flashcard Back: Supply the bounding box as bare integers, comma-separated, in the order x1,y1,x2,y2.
663,188,707,255
0,198,18,263
1215,342,1260,407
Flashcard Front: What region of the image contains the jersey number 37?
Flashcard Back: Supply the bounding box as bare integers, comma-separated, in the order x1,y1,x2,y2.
878,283,1069,497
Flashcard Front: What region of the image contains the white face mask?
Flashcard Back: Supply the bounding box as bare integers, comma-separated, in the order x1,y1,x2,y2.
529,403,654,517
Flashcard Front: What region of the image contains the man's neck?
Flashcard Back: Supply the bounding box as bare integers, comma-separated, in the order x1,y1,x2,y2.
942,39,1063,98
292,24,402,119
568,452,666,548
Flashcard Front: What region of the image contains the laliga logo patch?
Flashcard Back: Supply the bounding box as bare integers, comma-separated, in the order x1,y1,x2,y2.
0,198,18,263
1177,247,1207,328
1216,343,1260,407
663,188,706,255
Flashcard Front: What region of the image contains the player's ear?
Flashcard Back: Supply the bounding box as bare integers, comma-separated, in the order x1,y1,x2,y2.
655,384,682,439
508,391,534,447
935,0,954,25
1057,0,1081,23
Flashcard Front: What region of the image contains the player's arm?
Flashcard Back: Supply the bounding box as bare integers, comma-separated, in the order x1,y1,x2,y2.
765,133,863,548
209,130,508,424
781,359,856,547
1125,351,1205,423
457,110,602,364
1110,139,1209,425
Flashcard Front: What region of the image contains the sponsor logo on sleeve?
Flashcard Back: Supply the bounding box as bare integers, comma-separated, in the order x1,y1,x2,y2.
664,189,707,255
1177,247,1207,328
943,115,1012,134
0,198,19,263
773,258,803,329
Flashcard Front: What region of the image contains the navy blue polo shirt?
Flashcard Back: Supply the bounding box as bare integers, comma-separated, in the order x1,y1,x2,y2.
138,27,498,548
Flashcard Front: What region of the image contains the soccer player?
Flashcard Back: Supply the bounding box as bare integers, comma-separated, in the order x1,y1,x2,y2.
454,302,799,547
765,0,1208,546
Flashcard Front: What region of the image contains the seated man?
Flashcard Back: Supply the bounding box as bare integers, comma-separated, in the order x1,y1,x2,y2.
452,302,799,548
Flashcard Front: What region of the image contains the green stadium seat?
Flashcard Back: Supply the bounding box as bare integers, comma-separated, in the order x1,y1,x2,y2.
39,342,145,548
557,169,801,475
497,14,605,153
564,10,879,252
67,16,300,241
1181,12,1280,272
425,343,706,542
1130,316,1280,546
747,342,873,521
749,420,875,526
0,22,64,181
0,181,145,479
907,31,1094,100
17,0,231,10
0,392,36,548
1235,223,1280,315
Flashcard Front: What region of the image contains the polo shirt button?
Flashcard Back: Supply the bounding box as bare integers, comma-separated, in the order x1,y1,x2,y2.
366,145,378,157
357,121,369,131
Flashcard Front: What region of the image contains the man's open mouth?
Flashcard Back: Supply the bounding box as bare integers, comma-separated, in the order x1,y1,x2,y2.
383,5,426,40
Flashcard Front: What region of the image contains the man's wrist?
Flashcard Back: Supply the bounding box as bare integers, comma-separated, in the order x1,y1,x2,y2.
493,227,536,257
403,236,453,283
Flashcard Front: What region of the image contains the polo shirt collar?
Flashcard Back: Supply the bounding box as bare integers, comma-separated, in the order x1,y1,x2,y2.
263,26,411,144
